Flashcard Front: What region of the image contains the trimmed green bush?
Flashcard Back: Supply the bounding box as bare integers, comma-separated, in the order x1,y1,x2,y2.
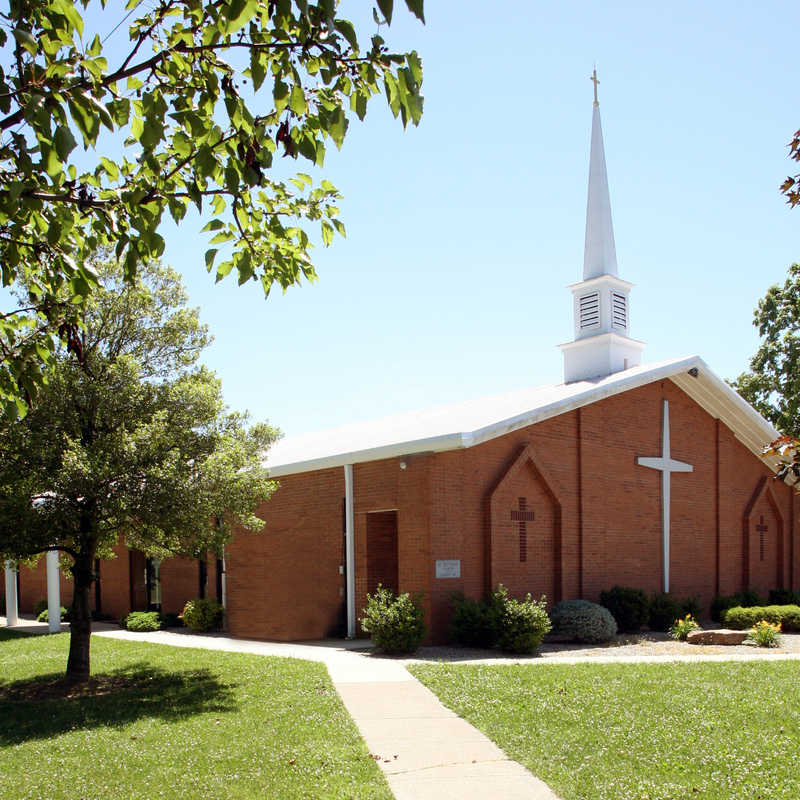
361,584,426,654
599,586,650,632
494,586,551,655
182,598,225,632
125,611,162,632
33,599,48,618
36,606,68,623
549,599,617,643
648,593,683,632
449,592,503,648
723,604,800,631
711,591,764,623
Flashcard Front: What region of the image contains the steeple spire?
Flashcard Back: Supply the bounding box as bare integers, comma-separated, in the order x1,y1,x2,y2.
558,73,645,383
582,70,618,280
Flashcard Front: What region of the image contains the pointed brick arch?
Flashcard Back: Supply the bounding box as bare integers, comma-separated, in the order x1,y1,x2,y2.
485,444,563,604
742,476,785,591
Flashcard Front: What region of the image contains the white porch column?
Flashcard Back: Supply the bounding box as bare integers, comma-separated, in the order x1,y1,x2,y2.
344,464,356,639
4,561,18,626
46,550,60,633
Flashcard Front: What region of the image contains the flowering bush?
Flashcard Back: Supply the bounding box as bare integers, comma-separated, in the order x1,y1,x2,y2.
747,620,782,648
494,586,552,655
669,614,700,641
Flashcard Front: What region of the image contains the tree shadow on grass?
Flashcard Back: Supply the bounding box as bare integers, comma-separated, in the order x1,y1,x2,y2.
0,662,238,745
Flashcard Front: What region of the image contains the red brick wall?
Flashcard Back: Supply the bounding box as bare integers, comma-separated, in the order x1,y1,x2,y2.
366,511,399,595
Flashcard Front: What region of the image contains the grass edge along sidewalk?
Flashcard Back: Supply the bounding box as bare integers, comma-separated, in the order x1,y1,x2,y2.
0,630,392,800
410,660,800,800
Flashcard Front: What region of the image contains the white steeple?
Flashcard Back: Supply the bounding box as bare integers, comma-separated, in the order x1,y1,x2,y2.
559,71,645,383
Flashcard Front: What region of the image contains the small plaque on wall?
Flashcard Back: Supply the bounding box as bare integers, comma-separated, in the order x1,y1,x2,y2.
435,559,461,579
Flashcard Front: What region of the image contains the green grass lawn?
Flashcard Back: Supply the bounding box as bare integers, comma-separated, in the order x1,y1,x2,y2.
411,660,800,800
0,630,390,800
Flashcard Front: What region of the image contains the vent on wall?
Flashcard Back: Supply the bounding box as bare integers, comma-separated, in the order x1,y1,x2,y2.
578,292,600,329
611,291,627,330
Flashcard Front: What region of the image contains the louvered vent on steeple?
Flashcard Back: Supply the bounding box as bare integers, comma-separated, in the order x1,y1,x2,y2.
579,292,600,329
611,290,627,330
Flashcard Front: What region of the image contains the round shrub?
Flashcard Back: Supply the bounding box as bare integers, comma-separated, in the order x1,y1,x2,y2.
449,592,502,648
182,598,225,632
648,593,683,632
361,584,426,654
37,606,69,623
599,586,650,632
550,599,617,643
125,611,162,632
493,586,551,655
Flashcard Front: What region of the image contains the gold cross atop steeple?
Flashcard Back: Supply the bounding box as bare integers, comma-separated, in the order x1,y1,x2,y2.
590,68,599,106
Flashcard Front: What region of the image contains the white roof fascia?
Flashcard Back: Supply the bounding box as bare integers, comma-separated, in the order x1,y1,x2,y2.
265,355,782,478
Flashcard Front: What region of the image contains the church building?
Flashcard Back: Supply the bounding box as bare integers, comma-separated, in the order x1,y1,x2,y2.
5,78,795,641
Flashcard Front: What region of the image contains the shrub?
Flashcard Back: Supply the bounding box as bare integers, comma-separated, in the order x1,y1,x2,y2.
125,611,162,632
549,599,617,643
670,614,700,641
37,606,68,623
159,611,184,628
723,604,800,631
599,586,650,632
360,584,426,654
648,593,683,632
769,588,800,606
450,593,501,648
182,598,225,632
681,596,702,620
33,599,48,618
493,586,551,655
710,591,763,623
747,620,782,648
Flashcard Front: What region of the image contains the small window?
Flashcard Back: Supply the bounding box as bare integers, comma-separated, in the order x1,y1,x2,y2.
611,291,627,330
579,292,600,329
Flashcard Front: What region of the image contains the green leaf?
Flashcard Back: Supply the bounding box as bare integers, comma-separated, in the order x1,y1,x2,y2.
51,0,84,36
53,125,76,161
289,85,307,115
205,248,218,272
334,19,358,51
404,0,424,23
99,157,119,181
250,50,267,92
222,0,257,34
12,28,37,56
202,219,226,232
40,143,62,178
376,0,393,23
329,108,348,149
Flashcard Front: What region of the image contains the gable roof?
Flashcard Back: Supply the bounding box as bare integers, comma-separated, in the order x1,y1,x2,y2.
265,355,781,477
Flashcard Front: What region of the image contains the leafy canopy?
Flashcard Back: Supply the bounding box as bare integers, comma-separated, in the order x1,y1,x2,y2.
0,254,278,567
735,263,800,437
0,0,424,417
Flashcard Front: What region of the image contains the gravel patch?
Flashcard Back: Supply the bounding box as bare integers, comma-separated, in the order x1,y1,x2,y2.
399,631,800,666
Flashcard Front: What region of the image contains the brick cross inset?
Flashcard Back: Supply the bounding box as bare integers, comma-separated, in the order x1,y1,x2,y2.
510,497,535,563
756,515,768,562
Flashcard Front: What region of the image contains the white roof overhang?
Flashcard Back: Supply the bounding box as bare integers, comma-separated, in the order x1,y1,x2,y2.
265,355,781,478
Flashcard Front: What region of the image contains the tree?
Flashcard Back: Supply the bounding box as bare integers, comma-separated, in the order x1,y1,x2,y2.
735,262,800,436
780,129,800,207
0,254,278,682
0,0,424,417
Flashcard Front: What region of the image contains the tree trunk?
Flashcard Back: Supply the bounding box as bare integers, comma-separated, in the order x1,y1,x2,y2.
65,551,94,683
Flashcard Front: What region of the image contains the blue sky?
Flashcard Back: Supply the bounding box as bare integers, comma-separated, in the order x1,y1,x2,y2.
29,2,800,436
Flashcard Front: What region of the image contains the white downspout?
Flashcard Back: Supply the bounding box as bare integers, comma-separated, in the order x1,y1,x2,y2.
46,550,60,633
4,561,18,626
344,464,356,638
